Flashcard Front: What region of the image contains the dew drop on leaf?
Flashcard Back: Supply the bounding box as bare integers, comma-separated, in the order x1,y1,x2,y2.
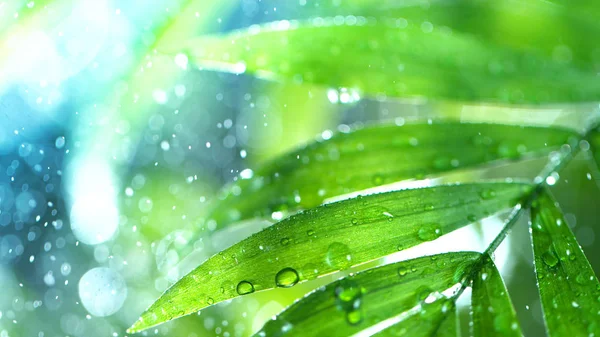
335,279,363,312
542,250,559,268
326,242,352,269
372,174,383,185
280,237,290,246
417,224,442,242
275,268,299,288
479,189,497,200
398,266,408,277
346,309,363,325
236,281,255,295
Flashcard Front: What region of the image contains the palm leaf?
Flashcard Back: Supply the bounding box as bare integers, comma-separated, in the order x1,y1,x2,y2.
128,182,530,333
471,255,523,337
252,252,479,337
204,122,575,230
530,190,600,336
180,15,600,103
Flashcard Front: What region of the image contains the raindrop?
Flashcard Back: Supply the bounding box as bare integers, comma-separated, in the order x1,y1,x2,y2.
326,242,352,270
346,310,363,325
479,189,496,200
55,136,66,149
236,281,255,295
542,250,559,268
417,224,442,242
275,268,300,288
398,266,408,277
79,267,127,317
138,197,153,213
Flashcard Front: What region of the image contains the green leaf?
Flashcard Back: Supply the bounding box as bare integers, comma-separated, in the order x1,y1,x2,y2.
128,182,530,333
260,0,600,75
181,16,600,103
471,256,523,337
530,190,600,337
586,127,600,173
433,304,461,337
205,122,575,230
253,252,480,337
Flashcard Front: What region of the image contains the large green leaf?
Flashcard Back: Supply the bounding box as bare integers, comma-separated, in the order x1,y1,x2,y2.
181,15,600,103
259,0,600,74
471,256,523,337
253,252,479,337
128,182,530,333
530,191,600,336
204,123,575,230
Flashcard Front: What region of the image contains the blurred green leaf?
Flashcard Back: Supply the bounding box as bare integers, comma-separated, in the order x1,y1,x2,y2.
530,190,600,337
253,252,479,337
205,122,575,230
182,15,600,103
586,127,600,172
128,182,530,333
471,256,523,337
434,304,460,337
267,0,600,74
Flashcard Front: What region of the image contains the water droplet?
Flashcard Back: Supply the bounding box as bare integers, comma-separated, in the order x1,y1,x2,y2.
275,268,299,288
55,136,66,149
79,268,127,317
307,229,315,236
326,242,352,270
542,250,559,268
398,266,408,277
280,237,290,246
576,273,588,285
346,309,363,325
236,281,255,295
335,279,363,312
416,286,433,302
417,224,442,242
207,297,214,305
372,174,383,185
350,218,358,225
467,214,478,222
479,189,496,200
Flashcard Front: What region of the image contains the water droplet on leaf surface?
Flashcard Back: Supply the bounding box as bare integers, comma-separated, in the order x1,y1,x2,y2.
417,224,442,242
236,281,255,295
275,268,299,288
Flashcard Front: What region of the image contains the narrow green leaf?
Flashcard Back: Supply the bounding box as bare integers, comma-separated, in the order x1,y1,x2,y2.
471,256,523,337
182,18,600,103
205,123,575,230
253,252,479,337
128,182,530,333
531,191,600,336
586,127,600,173
433,304,461,337
258,0,600,75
